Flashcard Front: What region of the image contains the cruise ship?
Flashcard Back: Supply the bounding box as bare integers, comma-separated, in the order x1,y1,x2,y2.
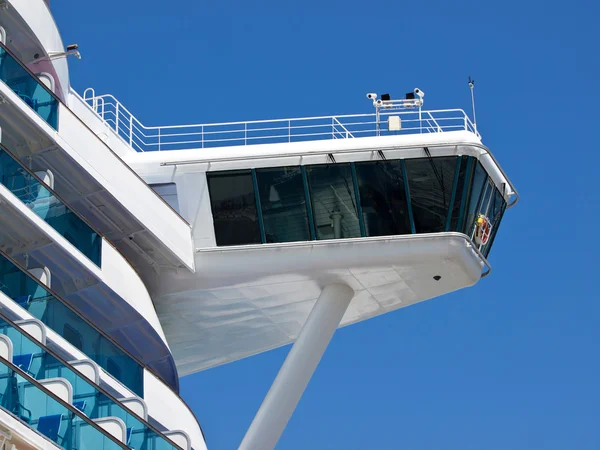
0,1,517,449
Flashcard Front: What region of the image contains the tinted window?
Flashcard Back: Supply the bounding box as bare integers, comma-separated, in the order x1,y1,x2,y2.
207,171,262,246
306,164,361,240
255,167,311,243
464,162,488,236
354,161,411,236
404,156,458,233
449,156,472,231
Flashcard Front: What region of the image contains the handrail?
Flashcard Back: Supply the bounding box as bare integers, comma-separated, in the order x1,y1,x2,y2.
0,310,184,450
84,91,481,152
0,249,206,443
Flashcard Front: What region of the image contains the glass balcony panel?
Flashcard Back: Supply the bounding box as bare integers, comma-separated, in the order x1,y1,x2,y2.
0,318,179,450
354,161,412,237
0,46,58,130
0,147,101,266
0,359,123,450
0,253,143,396
207,171,262,246
255,167,311,243
404,157,458,234
306,164,361,240
463,161,488,236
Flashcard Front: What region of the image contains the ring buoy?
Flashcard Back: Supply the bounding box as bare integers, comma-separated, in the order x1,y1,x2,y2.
474,214,492,245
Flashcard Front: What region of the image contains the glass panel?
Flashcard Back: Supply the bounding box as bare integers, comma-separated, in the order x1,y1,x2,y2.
0,146,101,266
354,161,412,236
0,45,58,129
481,185,507,257
255,167,310,243
0,359,124,450
463,161,488,236
207,171,262,246
306,164,361,240
0,318,179,450
404,156,458,233
0,252,143,397
449,156,472,231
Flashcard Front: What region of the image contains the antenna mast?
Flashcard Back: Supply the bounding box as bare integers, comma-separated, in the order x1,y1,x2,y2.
468,76,477,133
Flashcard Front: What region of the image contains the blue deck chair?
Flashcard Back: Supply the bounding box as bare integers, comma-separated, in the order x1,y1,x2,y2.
37,414,62,443
73,400,86,414
12,354,33,375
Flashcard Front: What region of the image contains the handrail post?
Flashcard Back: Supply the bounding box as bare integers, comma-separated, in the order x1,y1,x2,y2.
114,102,119,134
201,125,204,149
129,116,133,147
288,120,291,143
245,123,247,146
158,128,161,152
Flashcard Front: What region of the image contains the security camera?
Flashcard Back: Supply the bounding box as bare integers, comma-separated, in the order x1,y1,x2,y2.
414,88,425,98
366,93,378,100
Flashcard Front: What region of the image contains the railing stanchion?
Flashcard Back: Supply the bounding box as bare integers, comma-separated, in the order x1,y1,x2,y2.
245,123,248,146
129,116,133,146
115,102,119,135
288,120,291,143
158,128,161,152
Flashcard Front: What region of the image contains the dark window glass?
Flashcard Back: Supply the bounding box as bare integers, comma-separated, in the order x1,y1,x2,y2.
63,323,83,350
449,156,473,231
482,184,506,257
255,167,310,243
464,162,488,236
404,156,458,233
306,164,361,240
207,171,262,246
107,358,121,380
354,161,411,236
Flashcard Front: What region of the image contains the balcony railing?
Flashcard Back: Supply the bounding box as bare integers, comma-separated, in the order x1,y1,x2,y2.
0,251,143,396
0,314,183,450
83,89,480,152
0,144,102,266
0,43,58,130
0,357,127,449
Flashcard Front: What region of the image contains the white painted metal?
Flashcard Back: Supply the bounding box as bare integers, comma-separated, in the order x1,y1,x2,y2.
240,283,354,450
83,92,480,152
92,417,127,443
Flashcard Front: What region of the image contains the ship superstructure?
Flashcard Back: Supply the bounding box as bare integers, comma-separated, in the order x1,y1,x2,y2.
0,1,516,449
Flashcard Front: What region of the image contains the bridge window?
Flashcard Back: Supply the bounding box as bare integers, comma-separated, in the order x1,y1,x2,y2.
305,164,361,240
207,170,262,246
404,156,458,233
255,167,311,243
354,160,412,237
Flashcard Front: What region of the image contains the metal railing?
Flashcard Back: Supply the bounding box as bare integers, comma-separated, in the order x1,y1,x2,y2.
83,89,480,152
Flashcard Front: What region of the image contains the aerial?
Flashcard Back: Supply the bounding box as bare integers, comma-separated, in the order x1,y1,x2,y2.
0,0,597,449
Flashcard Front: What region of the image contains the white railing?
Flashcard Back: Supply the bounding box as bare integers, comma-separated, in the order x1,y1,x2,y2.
82,89,480,152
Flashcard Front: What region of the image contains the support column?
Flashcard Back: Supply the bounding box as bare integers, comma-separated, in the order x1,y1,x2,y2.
240,283,354,450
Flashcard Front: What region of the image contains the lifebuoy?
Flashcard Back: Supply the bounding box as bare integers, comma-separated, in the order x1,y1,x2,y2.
474,214,492,245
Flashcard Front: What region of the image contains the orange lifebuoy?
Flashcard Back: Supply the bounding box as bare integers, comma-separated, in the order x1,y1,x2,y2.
474,215,492,245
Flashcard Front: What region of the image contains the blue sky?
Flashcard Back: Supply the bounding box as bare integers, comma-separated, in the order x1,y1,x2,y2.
53,1,599,448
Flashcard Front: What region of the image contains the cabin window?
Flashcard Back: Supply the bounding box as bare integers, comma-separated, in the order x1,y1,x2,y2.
63,323,83,351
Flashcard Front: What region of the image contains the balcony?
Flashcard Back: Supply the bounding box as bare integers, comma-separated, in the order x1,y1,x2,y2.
0,250,143,396
0,314,184,450
0,46,58,130
0,144,101,266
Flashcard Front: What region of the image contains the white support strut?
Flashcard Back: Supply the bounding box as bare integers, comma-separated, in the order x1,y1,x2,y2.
239,283,355,450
